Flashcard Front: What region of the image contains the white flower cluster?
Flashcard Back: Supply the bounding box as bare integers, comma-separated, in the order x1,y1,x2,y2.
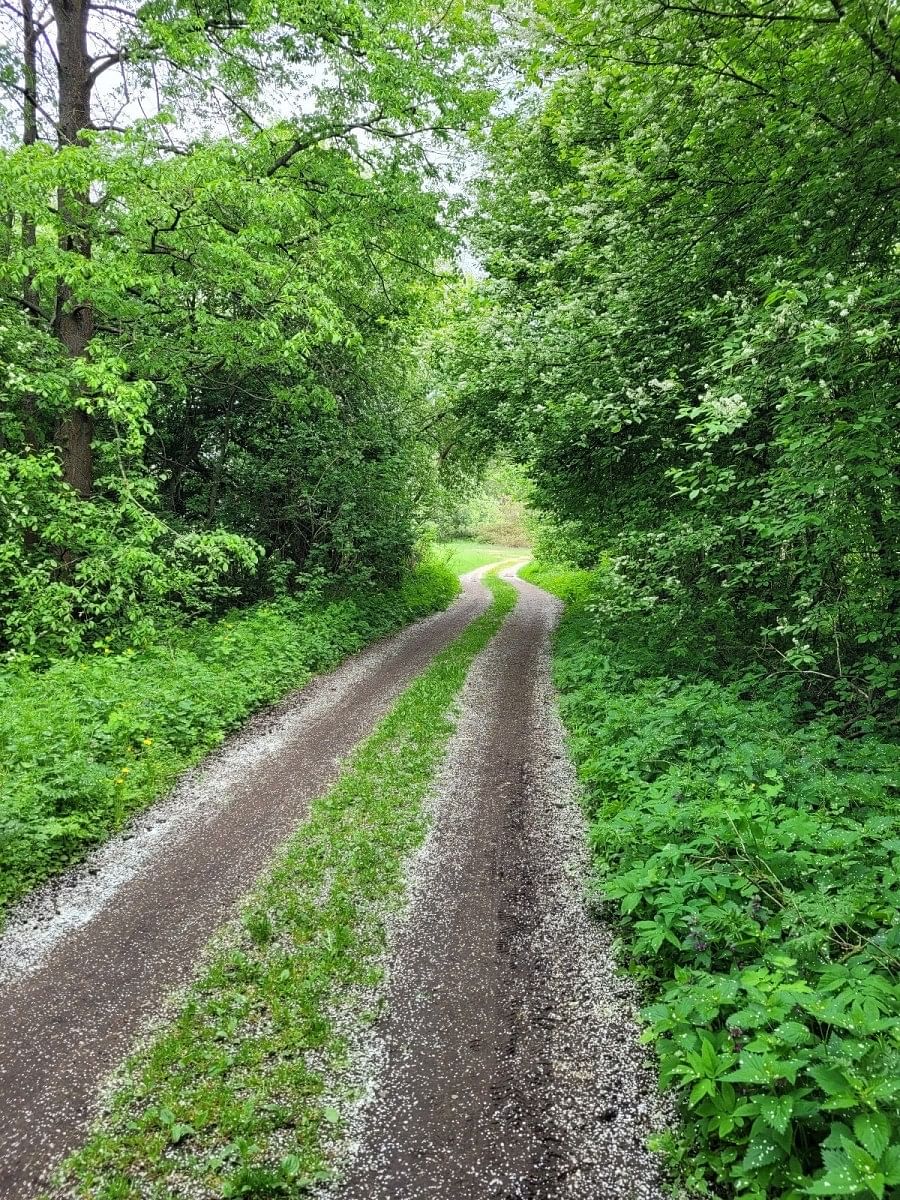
701,389,751,426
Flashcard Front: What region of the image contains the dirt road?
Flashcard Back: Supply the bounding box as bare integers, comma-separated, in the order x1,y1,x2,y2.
331,569,666,1199
0,574,491,1199
0,567,665,1199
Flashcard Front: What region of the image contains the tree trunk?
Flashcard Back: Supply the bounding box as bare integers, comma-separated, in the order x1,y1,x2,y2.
52,0,95,497
21,0,41,459
206,390,237,522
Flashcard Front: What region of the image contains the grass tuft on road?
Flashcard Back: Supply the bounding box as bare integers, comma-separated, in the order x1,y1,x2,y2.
54,571,517,1200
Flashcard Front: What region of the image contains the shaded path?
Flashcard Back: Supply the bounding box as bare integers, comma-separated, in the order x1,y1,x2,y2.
334,569,667,1199
0,574,492,1199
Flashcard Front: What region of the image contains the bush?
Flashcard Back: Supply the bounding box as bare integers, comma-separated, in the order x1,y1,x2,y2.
0,561,459,916
528,561,900,1200
0,449,268,658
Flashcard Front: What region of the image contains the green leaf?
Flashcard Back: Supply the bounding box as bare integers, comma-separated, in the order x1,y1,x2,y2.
853,1114,890,1162
740,1135,785,1173
759,1094,794,1135
809,1066,853,1097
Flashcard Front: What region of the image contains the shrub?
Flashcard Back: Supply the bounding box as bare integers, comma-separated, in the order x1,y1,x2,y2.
529,561,900,1200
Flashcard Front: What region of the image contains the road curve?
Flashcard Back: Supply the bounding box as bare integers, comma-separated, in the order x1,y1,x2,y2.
0,573,492,1199
332,568,667,1200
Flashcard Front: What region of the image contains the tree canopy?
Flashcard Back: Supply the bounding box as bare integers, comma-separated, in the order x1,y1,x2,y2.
0,0,494,652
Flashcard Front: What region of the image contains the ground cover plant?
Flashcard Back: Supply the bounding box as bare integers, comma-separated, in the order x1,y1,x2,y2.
51,571,517,1199
0,561,459,918
522,560,900,1200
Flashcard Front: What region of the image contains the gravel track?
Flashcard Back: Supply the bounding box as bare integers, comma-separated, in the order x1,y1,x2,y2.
0,574,491,1199
331,567,669,1200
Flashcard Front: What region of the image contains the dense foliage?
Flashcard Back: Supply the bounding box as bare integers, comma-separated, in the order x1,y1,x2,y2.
2,0,897,1191
0,560,458,915
0,0,494,655
447,0,899,723
524,562,900,1200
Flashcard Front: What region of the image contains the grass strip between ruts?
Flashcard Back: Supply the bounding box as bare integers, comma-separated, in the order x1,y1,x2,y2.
53,570,518,1200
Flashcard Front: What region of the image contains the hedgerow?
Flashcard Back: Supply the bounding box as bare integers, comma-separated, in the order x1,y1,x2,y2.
523,561,900,1200
0,561,459,918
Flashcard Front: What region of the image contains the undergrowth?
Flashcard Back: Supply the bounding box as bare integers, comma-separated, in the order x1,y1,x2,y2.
522,560,900,1200
0,561,460,918
52,571,517,1199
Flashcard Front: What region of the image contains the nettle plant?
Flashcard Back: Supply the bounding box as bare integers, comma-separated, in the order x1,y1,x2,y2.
551,617,900,1200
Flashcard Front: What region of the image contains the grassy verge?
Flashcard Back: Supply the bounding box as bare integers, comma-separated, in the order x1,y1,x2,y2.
0,561,460,919
53,571,517,1200
524,560,900,1200
432,539,528,575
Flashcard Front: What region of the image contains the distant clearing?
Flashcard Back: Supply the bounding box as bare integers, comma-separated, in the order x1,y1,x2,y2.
433,541,529,576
